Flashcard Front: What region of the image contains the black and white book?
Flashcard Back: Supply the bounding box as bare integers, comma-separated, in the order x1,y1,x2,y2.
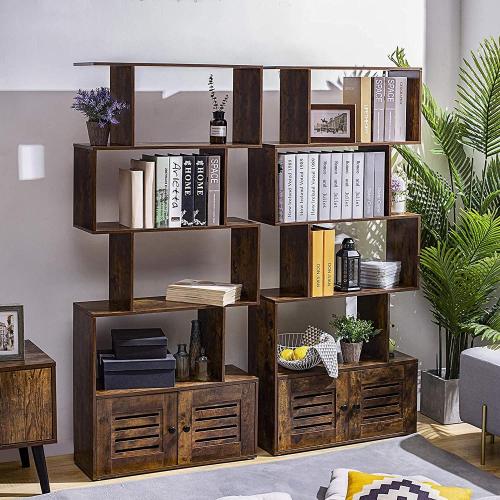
363,152,375,218
307,152,319,221
207,155,221,226
319,152,332,220
341,152,353,219
284,153,296,223
372,76,386,142
168,155,183,228
278,154,285,223
296,152,308,222
193,156,207,226
143,154,168,228
352,152,365,219
330,153,342,219
373,151,385,217
181,155,195,227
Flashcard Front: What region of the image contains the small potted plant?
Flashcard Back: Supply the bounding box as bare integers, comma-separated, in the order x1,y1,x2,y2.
391,164,408,214
208,74,229,144
330,314,381,364
72,87,128,146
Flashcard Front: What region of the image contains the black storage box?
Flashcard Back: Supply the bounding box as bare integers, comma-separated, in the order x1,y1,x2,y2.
111,328,167,360
101,354,176,390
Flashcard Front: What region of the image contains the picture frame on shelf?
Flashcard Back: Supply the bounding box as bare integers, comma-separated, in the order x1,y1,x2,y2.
310,104,355,143
0,305,24,361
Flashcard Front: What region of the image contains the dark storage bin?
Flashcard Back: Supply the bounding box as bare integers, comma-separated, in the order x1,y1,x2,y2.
102,354,176,390
111,328,167,360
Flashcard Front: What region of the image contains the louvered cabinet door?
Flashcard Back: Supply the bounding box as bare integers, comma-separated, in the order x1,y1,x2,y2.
177,382,257,465
95,393,178,478
277,373,348,452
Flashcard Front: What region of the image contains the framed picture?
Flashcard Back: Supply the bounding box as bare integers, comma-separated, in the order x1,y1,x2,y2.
0,305,24,361
310,104,355,143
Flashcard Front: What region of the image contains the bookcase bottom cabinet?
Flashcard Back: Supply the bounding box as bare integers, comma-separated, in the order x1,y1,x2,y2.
75,373,258,480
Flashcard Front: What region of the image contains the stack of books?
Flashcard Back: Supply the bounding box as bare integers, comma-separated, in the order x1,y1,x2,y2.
166,279,242,307
278,150,385,223
119,154,222,229
360,261,401,289
343,74,408,142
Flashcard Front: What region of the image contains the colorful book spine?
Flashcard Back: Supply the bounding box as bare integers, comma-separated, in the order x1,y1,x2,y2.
372,77,386,142
363,152,375,218
330,153,342,219
319,152,331,221
307,152,319,221
193,155,207,226
168,155,183,228
384,77,397,142
181,155,195,227
284,153,296,223
341,152,353,219
373,151,386,217
323,229,335,296
207,155,221,226
310,229,324,297
394,77,408,141
296,153,308,222
352,152,365,219
278,154,285,223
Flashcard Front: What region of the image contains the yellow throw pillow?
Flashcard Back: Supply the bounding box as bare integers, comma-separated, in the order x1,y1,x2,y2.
346,470,471,500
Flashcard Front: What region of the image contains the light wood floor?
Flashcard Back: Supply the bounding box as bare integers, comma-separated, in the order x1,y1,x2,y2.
0,414,498,499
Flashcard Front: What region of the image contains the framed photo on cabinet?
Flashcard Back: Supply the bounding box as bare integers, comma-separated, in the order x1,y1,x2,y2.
0,305,24,361
310,104,355,143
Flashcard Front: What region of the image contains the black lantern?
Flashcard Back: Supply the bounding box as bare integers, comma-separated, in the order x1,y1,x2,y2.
335,238,361,291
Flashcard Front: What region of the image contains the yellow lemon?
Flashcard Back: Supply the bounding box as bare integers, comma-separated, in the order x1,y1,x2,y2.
293,346,309,360
280,348,295,361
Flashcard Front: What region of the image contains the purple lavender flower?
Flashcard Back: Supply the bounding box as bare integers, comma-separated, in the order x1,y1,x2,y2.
72,87,128,128
391,175,406,193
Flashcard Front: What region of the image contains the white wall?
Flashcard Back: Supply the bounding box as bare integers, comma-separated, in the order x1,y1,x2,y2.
0,0,429,458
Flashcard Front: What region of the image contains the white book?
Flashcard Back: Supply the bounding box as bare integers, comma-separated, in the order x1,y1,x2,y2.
373,151,386,217
330,153,342,219
352,152,365,219
341,152,353,219
131,159,155,229
277,154,285,223
319,152,331,221
119,168,143,229
284,153,296,223
307,152,319,221
295,153,308,222
363,152,375,217
168,155,183,227
155,155,170,227
207,155,221,226
372,77,386,142
394,77,407,141
384,77,397,141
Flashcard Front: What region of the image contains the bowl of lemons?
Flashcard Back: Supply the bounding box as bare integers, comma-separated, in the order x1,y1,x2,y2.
277,332,321,371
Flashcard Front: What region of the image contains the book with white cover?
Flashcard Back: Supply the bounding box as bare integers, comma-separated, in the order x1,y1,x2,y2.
143,154,168,228
277,154,285,222
373,151,385,217
296,153,308,222
119,168,143,229
131,158,155,229
207,155,221,226
352,152,365,219
341,152,353,219
284,153,296,223
330,153,342,219
384,77,397,141
394,77,407,141
363,152,375,217
319,152,331,220
307,152,319,221
155,155,170,227
372,77,385,142
168,155,183,228
166,279,242,307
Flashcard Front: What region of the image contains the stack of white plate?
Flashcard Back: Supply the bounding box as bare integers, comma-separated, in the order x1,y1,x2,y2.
360,261,401,289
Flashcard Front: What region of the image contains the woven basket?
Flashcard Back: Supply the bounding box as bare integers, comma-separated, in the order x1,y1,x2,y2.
277,332,321,371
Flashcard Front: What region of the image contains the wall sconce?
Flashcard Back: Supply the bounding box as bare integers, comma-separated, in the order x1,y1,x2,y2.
18,145,45,180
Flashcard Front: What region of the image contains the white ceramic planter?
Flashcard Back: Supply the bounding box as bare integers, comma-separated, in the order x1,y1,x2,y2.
392,198,407,214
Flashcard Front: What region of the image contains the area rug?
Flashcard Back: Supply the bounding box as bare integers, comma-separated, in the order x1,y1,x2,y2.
36,435,500,500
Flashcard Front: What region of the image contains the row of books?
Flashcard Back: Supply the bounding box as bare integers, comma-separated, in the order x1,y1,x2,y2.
343,75,408,143
166,279,242,307
119,154,222,229
278,151,385,223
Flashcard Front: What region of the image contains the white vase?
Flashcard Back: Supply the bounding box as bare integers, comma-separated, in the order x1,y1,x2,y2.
392,198,406,214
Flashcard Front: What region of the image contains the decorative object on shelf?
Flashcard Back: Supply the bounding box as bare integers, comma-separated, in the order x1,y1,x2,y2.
310,104,355,143
195,347,209,381
330,314,381,364
389,337,397,357
18,144,45,180
391,164,407,214
71,87,128,146
174,343,190,381
360,260,401,289
0,305,24,361
277,326,338,377
189,319,202,373
208,74,229,144
335,237,361,291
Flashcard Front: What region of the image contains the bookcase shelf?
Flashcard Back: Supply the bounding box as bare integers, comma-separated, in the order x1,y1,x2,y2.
74,142,263,151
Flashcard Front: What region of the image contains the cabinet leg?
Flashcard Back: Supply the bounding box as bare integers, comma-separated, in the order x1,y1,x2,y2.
31,446,50,494
19,447,30,468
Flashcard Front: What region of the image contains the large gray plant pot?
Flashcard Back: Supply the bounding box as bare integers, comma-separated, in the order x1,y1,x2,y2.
420,369,461,424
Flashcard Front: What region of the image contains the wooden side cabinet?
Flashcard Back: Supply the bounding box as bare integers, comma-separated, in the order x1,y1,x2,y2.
0,341,56,493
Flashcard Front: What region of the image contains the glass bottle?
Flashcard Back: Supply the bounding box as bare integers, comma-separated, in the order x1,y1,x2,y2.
189,319,202,373
174,344,190,382
195,348,209,382
210,111,227,144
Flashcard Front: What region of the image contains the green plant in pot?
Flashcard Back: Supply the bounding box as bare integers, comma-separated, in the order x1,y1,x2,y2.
389,37,500,423
330,315,381,364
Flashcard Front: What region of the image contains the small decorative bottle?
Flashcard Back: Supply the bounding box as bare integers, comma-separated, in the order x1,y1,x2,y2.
210,111,227,144
174,344,190,382
195,348,209,382
189,319,202,374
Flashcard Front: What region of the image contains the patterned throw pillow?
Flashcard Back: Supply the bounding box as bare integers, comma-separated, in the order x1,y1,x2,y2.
346,471,471,500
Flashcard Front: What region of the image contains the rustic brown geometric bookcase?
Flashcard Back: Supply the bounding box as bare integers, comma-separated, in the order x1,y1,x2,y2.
73,62,262,480
248,65,422,455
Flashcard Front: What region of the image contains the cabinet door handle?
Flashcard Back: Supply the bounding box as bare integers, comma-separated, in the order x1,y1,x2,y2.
183,425,191,433
168,426,176,434
340,404,348,412
352,404,361,412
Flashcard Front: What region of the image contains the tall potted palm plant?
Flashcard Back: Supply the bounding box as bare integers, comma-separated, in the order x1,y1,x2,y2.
389,38,500,423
